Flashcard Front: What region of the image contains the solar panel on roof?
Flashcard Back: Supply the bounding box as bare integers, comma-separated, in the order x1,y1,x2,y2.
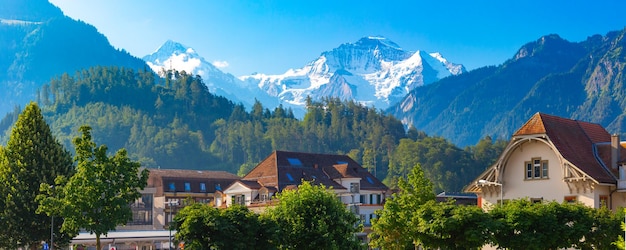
366,176,375,184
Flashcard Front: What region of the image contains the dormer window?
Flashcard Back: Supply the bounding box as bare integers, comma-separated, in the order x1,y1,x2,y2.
525,157,548,179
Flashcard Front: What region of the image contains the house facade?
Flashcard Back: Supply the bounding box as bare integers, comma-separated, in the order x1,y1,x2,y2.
73,169,240,249
220,150,390,228
465,113,626,210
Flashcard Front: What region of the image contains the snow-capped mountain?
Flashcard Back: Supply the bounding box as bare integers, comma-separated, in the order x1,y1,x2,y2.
143,40,277,109
240,36,466,110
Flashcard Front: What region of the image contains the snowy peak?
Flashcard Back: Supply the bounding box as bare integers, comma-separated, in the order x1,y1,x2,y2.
242,36,466,113
142,40,209,75
143,40,278,109
355,36,403,50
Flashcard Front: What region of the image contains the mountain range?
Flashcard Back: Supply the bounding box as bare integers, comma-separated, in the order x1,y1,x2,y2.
391,29,626,146
142,37,465,116
0,0,148,116
142,40,279,109
2,0,626,151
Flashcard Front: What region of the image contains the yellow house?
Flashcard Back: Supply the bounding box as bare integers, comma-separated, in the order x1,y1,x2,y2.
465,113,626,210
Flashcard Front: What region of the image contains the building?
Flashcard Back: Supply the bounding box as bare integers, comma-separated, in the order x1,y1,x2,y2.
72,169,240,249
220,150,389,228
464,113,626,210
436,192,478,205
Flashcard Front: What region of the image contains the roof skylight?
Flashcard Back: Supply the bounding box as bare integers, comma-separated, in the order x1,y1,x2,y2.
287,158,302,166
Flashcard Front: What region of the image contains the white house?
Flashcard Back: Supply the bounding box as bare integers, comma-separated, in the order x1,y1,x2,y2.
465,113,626,210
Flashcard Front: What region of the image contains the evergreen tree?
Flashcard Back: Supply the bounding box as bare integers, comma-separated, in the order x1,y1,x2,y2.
0,102,74,249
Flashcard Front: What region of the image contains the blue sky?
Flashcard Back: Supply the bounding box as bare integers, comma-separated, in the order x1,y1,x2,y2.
49,0,626,76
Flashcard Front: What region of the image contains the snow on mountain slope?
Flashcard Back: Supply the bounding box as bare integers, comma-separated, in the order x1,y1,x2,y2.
143,40,278,109
240,36,466,110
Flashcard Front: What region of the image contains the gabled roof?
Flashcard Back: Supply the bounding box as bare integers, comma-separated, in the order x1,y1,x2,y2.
242,150,388,192
515,113,614,183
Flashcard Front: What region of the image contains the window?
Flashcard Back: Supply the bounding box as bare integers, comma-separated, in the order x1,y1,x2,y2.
200,182,206,192
350,182,360,193
600,195,609,208
366,176,375,184
129,194,153,225
360,195,366,204
184,182,191,192
168,182,176,191
530,198,543,203
370,194,380,204
525,157,548,179
234,194,246,205
564,196,577,203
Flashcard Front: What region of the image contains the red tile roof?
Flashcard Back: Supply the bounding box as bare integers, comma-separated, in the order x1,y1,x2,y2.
514,113,616,184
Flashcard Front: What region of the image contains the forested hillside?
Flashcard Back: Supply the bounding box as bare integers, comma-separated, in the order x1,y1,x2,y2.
0,66,505,192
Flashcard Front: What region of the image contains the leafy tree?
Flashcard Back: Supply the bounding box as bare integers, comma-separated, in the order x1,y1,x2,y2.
584,206,624,249
37,125,149,250
415,200,491,250
0,102,73,249
175,203,277,250
262,181,362,250
489,199,597,250
370,164,435,249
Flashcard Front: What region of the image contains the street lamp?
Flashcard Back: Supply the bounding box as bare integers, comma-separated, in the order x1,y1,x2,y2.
165,200,179,250
50,216,53,250
478,179,503,206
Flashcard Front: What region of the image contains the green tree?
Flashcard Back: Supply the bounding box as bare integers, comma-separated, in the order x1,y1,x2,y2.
415,200,491,250
0,102,74,249
370,164,435,249
489,199,596,250
262,181,362,250
175,203,277,250
37,125,149,250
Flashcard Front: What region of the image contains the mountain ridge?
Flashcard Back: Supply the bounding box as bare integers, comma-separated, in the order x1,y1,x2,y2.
390,28,626,147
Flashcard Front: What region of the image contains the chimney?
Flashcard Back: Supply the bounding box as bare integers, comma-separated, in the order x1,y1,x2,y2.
611,134,620,170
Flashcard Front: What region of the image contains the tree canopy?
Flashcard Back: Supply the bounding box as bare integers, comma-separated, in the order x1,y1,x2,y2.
37,125,149,250
262,181,363,250
175,203,277,250
0,102,73,249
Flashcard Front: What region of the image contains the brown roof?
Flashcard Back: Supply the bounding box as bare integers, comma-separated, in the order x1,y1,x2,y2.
242,150,388,192
514,113,615,184
147,169,240,195
148,169,240,179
